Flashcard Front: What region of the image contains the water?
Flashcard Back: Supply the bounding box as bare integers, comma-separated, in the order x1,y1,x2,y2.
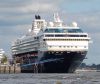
0,72,100,84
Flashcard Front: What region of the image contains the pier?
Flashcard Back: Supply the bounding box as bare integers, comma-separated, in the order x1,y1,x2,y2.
0,65,21,73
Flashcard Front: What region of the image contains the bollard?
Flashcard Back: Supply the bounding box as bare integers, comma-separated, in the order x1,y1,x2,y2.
4,66,6,73
9,66,11,73
14,65,16,73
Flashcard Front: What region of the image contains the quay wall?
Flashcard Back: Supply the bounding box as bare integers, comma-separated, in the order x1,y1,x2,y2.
0,65,21,73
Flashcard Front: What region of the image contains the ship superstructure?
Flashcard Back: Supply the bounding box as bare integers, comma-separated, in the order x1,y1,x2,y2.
12,13,90,73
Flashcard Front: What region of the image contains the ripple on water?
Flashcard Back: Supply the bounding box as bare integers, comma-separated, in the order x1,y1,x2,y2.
0,72,100,84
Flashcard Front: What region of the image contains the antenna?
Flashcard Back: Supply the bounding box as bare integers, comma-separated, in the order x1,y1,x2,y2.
28,29,32,32
54,13,61,22
35,0,40,16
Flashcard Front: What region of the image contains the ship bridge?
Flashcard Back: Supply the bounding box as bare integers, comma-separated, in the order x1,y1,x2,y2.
43,27,88,38
39,27,90,52
44,28,83,33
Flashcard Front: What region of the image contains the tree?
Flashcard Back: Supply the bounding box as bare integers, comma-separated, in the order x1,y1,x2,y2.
1,54,8,64
79,63,86,68
91,64,96,68
96,64,100,70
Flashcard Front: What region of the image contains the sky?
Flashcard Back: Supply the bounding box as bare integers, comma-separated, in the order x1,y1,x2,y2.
0,0,100,65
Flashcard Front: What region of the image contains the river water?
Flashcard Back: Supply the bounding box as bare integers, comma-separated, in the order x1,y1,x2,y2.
0,72,100,84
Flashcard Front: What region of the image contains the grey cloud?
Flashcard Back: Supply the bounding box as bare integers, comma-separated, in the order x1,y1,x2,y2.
0,25,31,36
0,0,32,5
0,0,61,9
60,11,100,33
0,14,32,26
0,0,60,18
0,0,100,64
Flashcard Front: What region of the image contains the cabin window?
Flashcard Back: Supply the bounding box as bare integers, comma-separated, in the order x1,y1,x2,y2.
45,34,54,37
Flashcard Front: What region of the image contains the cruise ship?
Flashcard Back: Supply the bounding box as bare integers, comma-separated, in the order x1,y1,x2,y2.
12,13,90,73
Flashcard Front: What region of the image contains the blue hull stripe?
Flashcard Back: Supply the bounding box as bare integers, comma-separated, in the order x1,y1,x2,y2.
21,58,64,67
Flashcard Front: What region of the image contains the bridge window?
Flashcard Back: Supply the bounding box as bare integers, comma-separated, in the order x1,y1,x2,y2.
44,28,83,33
67,29,83,33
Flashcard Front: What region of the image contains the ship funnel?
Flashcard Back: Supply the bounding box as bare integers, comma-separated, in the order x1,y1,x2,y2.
35,15,41,19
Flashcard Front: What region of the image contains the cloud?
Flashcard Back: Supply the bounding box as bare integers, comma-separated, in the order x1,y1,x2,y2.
0,3,58,13
0,0,61,26
0,0,100,64
0,24,31,37
60,11,100,34
0,14,32,26
0,0,61,14
0,24,31,57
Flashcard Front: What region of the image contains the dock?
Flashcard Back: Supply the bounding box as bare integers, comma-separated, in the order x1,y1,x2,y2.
0,65,21,73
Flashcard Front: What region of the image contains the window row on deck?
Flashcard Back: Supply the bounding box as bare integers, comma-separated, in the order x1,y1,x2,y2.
43,39,89,41
45,34,87,37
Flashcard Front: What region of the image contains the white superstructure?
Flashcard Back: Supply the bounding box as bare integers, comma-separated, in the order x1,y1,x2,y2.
12,14,90,55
